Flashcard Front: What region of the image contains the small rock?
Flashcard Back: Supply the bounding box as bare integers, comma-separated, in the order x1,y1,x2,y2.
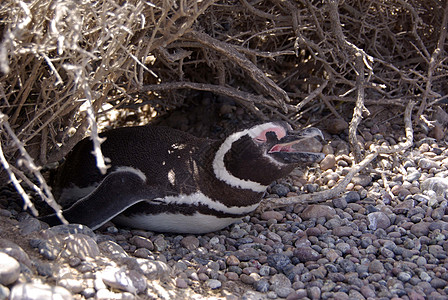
267,253,291,272
332,226,353,237
180,236,199,251
271,184,290,197
0,239,32,268
418,158,440,169
0,253,20,285
102,267,147,294
98,241,129,258
226,255,240,266
206,279,221,289
260,211,283,221
410,222,431,237
351,174,372,187
136,259,171,280
429,122,445,140
226,272,239,281
308,286,321,300
233,248,260,261
325,118,348,134
0,284,9,299
19,217,42,235
398,272,412,282
10,283,73,300
293,247,321,262
368,259,384,273
360,285,376,298
240,274,255,285
367,212,390,230
254,279,270,292
130,236,154,251
175,278,188,289
421,177,448,197
332,197,347,209
96,289,134,300
320,154,336,170
301,205,336,220
270,273,292,296
153,235,167,252
430,278,447,289
58,278,84,294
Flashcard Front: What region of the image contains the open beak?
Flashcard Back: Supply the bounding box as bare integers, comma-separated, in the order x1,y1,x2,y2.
268,127,325,164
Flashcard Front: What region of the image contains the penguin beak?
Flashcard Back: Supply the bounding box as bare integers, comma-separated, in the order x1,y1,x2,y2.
268,127,325,164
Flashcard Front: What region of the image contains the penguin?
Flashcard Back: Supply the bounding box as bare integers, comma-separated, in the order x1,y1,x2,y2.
42,121,324,234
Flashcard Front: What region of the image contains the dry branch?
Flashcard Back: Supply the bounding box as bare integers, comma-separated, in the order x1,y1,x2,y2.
0,0,445,215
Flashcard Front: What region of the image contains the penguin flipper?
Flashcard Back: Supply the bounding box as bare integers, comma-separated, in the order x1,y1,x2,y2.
41,170,159,230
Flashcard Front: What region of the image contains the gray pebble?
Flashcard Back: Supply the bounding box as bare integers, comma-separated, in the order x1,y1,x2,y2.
0,284,9,300
101,266,147,293
271,184,290,197
254,279,270,292
233,248,260,261
430,278,447,289
180,235,200,250
333,226,353,237
398,272,412,282
130,236,154,251
153,235,167,252
308,286,321,300
293,246,321,262
98,240,128,258
332,197,347,209
301,205,336,220
367,212,390,230
410,222,431,237
0,253,20,285
267,253,291,272
206,279,221,289
10,283,72,300
368,260,384,274
19,217,42,235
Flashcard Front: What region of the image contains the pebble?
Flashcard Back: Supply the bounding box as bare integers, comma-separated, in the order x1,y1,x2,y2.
410,222,431,237
101,266,147,294
130,236,154,251
320,154,336,170
301,205,336,220
332,226,353,237
175,277,188,288
293,247,321,262
261,210,283,221
10,283,73,300
368,259,385,273
267,253,291,272
367,211,391,230
0,253,20,285
271,184,290,197
180,235,200,250
206,279,222,289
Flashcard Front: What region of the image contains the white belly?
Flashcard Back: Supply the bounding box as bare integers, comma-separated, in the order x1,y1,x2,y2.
114,212,242,234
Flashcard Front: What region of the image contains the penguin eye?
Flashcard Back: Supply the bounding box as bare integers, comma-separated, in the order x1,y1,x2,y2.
265,131,279,143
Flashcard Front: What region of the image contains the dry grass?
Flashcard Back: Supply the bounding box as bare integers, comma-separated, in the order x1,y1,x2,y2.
0,0,447,215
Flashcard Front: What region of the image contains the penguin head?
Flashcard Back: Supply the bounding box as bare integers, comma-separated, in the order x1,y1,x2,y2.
213,121,325,192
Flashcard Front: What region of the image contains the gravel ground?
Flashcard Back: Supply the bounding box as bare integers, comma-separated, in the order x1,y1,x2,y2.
1,116,448,300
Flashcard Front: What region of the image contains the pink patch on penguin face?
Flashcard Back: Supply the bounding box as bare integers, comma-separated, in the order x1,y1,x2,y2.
253,126,287,143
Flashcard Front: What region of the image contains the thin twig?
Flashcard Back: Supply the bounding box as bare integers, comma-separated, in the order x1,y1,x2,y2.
263,101,415,209
0,112,67,223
